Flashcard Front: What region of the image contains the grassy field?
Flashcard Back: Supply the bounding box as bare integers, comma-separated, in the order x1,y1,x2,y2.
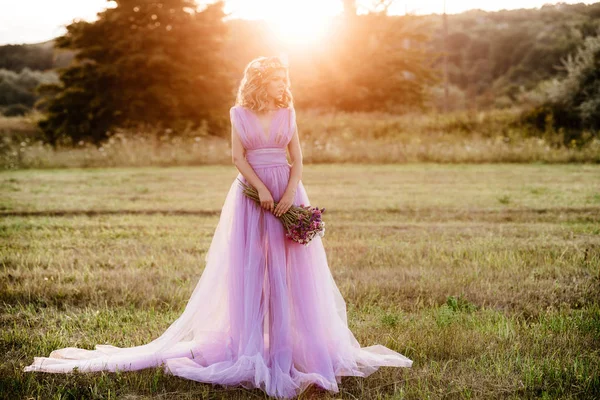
1,163,599,399
2,109,600,169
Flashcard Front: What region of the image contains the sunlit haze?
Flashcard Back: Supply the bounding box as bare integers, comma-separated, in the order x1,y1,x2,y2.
1,0,598,45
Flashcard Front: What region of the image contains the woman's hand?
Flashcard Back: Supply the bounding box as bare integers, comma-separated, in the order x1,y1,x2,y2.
273,189,295,217
258,187,274,212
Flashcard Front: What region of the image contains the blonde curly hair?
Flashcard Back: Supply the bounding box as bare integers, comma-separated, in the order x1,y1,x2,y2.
234,56,294,112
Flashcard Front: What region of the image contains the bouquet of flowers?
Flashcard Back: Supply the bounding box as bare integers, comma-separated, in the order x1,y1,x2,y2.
237,179,326,246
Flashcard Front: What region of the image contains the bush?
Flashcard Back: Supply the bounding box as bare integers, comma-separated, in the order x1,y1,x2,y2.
2,103,30,117
0,68,58,108
519,34,600,146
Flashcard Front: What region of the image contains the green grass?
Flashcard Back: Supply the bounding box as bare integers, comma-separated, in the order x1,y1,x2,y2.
1,164,599,399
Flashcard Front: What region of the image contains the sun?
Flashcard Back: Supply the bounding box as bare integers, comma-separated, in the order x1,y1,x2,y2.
225,0,342,45
264,4,336,45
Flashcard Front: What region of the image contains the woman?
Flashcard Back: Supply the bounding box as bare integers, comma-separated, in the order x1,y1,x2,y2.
23,56,413,399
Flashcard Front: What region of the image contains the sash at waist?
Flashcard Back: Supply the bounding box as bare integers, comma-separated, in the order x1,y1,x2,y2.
245,148,288,168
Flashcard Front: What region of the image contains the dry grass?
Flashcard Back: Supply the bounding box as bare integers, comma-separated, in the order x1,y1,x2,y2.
1,108,599,169
1,164,599,399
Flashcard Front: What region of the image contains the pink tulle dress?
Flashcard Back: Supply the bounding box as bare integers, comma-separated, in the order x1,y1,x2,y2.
23,105,413,399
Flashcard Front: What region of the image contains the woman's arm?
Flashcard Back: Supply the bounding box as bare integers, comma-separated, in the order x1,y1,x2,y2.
285,120,303,194
231,119,275,212
273,121,303,217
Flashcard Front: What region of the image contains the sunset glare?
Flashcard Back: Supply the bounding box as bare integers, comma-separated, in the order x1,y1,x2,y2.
0,0,598,45
224,0,342,45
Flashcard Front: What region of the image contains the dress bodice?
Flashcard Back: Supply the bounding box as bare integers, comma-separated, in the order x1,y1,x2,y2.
229,105,296,151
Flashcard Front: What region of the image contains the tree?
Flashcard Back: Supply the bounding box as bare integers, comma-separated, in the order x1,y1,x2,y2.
521,33,600,145
37,0,232,146
293,13,438,112
0,43,55,72
546,33,600,131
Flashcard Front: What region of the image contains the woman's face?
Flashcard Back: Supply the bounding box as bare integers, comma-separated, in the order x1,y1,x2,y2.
265,69,287,101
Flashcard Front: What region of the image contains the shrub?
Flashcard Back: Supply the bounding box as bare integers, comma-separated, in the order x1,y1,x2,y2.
519,34,600,146
2,104,30,117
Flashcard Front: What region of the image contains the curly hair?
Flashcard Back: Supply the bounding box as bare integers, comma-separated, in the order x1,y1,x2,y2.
234,56,294,112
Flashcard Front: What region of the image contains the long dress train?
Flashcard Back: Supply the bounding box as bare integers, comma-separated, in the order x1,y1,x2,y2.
23,105,413,399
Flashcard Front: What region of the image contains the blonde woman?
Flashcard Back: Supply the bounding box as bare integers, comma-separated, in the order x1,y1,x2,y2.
24,56,412,399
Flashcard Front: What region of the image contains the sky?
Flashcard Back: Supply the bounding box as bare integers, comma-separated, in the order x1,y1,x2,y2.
1,0,598,45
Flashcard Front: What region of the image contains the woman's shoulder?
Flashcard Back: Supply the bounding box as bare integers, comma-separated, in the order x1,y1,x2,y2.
230,105,246,120
283,105,295,117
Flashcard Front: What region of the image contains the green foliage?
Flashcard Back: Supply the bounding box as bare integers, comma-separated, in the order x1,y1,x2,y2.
446,295,478,313
381,313,400,327
497,195,511,205
5,3,600,117
424,3,600,108
520,35,600,146
547,34,600,130
0,42,75,73
37,0,233,147
0,42,55,72
0,68,58,108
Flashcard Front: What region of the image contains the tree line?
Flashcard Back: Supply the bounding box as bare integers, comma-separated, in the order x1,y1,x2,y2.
0,1,599,147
